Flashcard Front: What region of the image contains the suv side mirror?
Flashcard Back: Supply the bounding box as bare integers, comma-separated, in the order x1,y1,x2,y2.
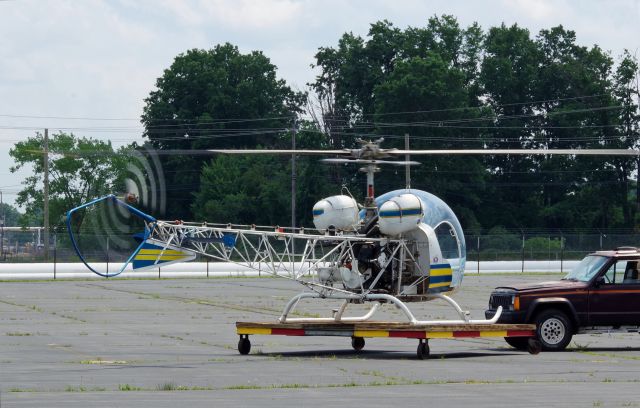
594,276,605,287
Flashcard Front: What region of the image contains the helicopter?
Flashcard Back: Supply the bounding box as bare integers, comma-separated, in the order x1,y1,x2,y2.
67,139,640,327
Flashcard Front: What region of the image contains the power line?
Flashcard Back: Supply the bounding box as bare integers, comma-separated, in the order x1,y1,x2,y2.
356,94,614,118
0,113,296,124
0,92,619,125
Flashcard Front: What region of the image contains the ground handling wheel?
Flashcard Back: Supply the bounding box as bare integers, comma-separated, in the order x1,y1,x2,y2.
417,339,430,360
351,336,365,351
238,335,251,355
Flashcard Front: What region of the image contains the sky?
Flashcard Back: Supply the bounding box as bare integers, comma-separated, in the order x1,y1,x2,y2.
1,0,639,207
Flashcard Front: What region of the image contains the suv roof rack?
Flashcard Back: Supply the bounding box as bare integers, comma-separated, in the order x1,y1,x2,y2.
615,246,639,252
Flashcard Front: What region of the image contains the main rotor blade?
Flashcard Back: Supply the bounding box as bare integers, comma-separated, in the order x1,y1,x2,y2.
322,158,420,166
208,149,350,155
388,149,640,156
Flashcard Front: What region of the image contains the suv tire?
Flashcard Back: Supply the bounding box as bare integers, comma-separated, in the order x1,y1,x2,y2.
504,336,529,350
535,309,573,351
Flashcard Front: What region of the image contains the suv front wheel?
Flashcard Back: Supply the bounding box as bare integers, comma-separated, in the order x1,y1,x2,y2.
535,309,573,351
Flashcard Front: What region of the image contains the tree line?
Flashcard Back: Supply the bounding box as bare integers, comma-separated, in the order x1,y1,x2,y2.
10,15,640,234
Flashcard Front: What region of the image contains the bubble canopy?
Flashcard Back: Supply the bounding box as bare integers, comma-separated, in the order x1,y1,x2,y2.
372,189,466,288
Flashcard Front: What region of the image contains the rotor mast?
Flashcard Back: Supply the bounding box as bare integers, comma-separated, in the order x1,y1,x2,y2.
361,163,380,224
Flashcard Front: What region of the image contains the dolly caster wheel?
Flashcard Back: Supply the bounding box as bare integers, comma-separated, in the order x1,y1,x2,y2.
351,336,365,351
527,338,542,355
238,335,251,355
417,340,430,360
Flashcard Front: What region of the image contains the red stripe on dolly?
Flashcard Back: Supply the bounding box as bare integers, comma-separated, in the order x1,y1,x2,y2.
272,328,305,336
453,331,480,338
389,331,425,338
506,330,535,337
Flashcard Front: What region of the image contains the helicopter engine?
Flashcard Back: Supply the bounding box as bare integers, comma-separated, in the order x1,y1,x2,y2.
317,242,388,290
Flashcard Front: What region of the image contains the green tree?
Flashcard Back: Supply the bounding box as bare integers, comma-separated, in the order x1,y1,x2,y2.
192,122,339,227
478,23,542,229
311,16,490,229
141,43,306,220
0,203,22,227
483,226,521,251
310,17,640,233
193,154,290,226
9,132,127,230
611,50,640,224
138,18,640,233
524,237,562,259
476,23,640,231
531,31,638,229
372,53,487,228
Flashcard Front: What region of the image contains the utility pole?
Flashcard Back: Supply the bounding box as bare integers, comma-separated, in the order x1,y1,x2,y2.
637,156,640,213
291,118,297,231
405,133,411,189
43,129,50,261
291,117,297,261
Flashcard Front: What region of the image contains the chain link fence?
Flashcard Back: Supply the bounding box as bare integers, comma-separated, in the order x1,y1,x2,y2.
0,230,180,268
466,232,640,263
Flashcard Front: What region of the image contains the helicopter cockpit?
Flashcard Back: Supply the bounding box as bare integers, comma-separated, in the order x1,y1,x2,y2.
375,189,466,291
312,188,466,297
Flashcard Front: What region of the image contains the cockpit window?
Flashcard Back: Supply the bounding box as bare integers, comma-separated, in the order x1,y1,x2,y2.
563,255,609,282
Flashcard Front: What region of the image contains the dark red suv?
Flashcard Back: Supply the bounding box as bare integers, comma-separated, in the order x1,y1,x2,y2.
485,247,640,351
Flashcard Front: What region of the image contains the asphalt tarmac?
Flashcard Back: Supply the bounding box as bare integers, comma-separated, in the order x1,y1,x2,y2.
1,274,639,407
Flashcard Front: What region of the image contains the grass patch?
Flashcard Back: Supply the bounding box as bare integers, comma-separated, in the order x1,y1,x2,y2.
6,332,32,336
570,341,592,351
156,382,178,391
79,359,128,365
119,384,143,391
56,313,87,323
8,387,38,392
577,350,640,361
225,384,263,390
153,382,213,391
64,385,87,392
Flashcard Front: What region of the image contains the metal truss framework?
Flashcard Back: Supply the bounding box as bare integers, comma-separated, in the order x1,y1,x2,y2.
149,220,426,296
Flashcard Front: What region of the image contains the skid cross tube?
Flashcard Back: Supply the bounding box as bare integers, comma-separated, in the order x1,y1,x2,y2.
277,291,502,325
279,294,382,323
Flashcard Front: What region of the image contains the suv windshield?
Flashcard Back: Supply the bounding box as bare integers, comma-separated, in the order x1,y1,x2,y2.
563,255,609,282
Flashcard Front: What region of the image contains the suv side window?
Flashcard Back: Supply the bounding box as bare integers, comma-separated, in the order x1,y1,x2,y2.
602,260,639,284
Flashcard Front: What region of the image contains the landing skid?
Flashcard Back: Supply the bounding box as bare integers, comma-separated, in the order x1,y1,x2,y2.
278,291,504,325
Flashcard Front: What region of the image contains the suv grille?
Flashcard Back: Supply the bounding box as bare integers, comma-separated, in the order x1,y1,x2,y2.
489,293,513,310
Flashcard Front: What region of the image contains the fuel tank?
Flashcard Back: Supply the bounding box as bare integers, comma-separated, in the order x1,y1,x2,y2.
378,193,424,236
312,195,359,232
